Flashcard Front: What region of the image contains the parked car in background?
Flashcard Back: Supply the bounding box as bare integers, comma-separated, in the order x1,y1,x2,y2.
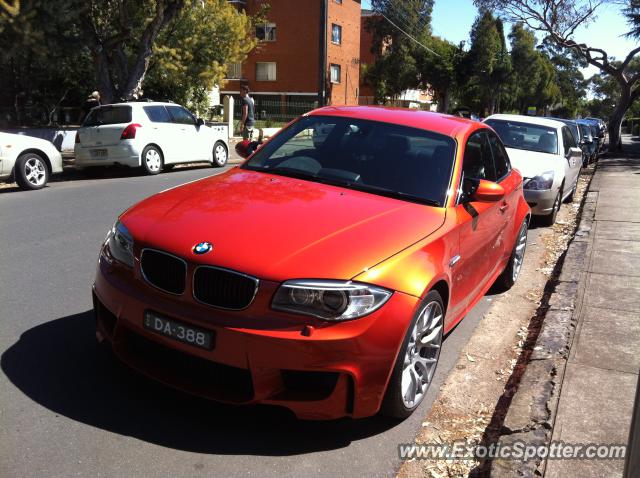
484,114,582,226
75,102,229,175
576,119,598,163
584,118,606,152
0,132,63,190
93,107,530,420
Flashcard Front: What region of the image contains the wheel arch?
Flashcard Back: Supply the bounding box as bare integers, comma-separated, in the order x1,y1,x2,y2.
141,143,164,166
12,148,52,177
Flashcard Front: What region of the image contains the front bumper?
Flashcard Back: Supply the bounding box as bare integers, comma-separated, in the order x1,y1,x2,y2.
523,188,557,216
93,248,419,420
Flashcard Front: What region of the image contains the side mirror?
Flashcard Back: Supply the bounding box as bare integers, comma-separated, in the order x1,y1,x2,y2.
567,146,582,159
464,178,505,202
234,139,261,159
196,118,205,126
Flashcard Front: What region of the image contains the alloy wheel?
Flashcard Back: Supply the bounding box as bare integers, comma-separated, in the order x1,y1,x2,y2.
24,157,47,186
401,300,443,408
512,223,528,283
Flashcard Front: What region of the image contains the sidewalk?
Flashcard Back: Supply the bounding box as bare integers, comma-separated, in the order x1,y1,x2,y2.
491,135,640,477
544,135,640,476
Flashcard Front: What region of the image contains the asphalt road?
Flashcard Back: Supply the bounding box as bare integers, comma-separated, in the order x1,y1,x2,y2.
0,166,540,478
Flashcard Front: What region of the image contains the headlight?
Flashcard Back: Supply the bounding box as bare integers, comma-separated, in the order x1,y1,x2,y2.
524,171,554,190
105,220,134,267
272,280,392,321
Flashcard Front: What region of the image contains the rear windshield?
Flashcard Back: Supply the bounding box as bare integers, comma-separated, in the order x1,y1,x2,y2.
83,106,132,126
485,119,558,155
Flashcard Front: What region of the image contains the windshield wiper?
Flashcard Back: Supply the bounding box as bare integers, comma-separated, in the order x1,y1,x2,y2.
346,183,441,207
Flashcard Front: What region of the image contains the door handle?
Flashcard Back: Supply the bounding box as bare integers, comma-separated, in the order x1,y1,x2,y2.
499,201,509,213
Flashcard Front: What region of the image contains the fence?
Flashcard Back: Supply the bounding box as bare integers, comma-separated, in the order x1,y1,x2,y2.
232,97,318,124
0,106,84,128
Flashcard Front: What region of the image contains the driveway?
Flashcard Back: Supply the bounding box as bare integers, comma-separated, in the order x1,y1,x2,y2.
0,166,541,477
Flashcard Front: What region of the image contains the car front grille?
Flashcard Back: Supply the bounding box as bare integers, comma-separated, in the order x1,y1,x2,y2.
193,266,258,310
140,249,187,295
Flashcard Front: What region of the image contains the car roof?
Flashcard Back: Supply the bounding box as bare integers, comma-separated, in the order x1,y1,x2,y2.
306,106,481,138
484,114,566,129
548,117,578,126
95,101,177,108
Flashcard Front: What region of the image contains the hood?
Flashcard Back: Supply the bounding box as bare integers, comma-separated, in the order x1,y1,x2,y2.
505,147,562,179
0,132,55,150
121,168,446,281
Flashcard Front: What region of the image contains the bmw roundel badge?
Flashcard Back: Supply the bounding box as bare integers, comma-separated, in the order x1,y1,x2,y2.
193,242,213,255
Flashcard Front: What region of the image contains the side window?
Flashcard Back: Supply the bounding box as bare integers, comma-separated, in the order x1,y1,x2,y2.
487,132,511,180
143,105,171,123
462,132,496,182
167,105,196,125
562,127,576,154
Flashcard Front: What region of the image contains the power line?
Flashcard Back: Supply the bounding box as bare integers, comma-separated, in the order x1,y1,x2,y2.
379,11,441,57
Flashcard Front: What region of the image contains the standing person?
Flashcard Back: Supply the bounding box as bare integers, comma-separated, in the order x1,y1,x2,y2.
240,85,255,140
81,91,101,122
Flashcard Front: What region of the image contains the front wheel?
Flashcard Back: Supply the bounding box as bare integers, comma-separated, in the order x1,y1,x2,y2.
141,145,163,175
212,141,228,167
380,291,444,419
15,152,49,190
497,219,528,290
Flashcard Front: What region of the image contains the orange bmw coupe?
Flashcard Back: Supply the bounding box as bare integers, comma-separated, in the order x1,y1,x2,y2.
93,106,530,420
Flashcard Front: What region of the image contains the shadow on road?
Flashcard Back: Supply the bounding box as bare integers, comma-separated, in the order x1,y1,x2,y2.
1,311,398,455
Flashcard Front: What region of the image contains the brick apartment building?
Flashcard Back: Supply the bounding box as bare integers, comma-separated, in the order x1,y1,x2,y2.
222,0,361,118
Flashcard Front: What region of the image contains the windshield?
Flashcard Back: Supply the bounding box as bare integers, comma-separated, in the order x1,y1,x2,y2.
83,106,132,126
485,119,558,155
242,115,456,207
578,124,591,138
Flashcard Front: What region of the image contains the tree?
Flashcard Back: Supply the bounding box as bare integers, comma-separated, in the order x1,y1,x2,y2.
458,10,512,116
365,0,434,101
543,42,588,117
474,0,640,150
0,0,19,32
144,0,258,113
416,36,464,113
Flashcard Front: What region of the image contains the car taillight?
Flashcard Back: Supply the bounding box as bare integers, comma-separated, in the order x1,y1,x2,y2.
75,132,81,144
120,123,141,140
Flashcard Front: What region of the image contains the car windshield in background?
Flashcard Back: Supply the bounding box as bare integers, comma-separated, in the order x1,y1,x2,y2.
242,115,456,207
485,119,558,155
83,106,132,126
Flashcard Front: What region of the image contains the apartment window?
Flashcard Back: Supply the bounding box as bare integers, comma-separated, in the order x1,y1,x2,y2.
226,62,242,80
330,64,341,84
256,62,277,81
331,24,342,45
334,0,342,3
256,23,276,41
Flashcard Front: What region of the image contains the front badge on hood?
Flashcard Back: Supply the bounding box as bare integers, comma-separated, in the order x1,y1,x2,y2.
193,242,213,255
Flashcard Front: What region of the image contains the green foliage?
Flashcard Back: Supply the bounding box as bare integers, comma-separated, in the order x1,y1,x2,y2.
415,36,464,112
624,0,640,39
145,0,257,113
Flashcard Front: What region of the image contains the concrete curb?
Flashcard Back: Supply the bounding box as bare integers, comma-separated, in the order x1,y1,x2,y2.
489,171,598,476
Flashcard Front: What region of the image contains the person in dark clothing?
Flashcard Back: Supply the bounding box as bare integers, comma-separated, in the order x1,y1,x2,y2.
81,91,101,122
240,85,255,140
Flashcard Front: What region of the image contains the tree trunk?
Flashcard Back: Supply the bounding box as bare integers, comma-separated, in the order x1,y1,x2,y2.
608,85,632,153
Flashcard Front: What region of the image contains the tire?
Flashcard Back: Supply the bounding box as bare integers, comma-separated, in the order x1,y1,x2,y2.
539,189,561,227
497,219,528,290
212,141,228,167
564,183,576,203
15,152,49,190
141,145,163,175
380,290,444,419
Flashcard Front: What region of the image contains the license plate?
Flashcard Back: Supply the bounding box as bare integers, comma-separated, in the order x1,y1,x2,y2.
143,311,214,350
90,149,108,158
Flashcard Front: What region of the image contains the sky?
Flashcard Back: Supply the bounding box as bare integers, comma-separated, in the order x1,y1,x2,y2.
361,0,638,79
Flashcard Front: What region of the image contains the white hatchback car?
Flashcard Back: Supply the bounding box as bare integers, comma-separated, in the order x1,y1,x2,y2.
75,102,229,174
0,132,63,190
484,114,582,226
